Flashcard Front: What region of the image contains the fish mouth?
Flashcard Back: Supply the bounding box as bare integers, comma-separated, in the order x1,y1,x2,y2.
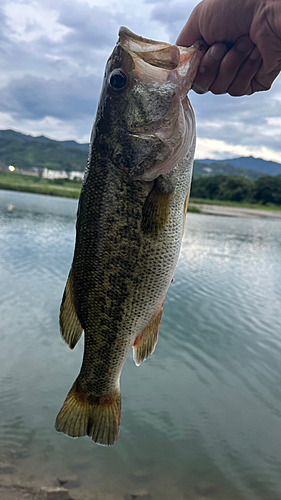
118,27,207,98
117,28,207,181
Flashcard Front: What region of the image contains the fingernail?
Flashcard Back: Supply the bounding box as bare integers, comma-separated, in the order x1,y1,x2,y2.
236,37,253,52
208,43,227,61
249,46,261,60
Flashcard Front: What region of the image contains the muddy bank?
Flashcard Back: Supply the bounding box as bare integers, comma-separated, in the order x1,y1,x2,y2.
0,476,150,500
0,485,40,500
190,203,281,219
0,484,106,500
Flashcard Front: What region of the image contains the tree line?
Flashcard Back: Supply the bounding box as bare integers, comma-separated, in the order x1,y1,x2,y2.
190,175,281,205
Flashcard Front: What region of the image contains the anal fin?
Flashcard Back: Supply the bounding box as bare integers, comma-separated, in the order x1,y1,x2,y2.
133,303,164,366
60,268,83,349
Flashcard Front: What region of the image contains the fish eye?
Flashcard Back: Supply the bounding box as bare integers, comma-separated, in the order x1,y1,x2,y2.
109,69,127,91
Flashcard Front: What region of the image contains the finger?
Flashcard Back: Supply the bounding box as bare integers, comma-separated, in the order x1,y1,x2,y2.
227,46,262,96
192,43,228,94
210,35,255,94
250,67,281,94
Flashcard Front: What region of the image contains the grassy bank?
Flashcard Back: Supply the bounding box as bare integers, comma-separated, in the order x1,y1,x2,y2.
190,197,281,212
1,171,281,212
0,171,81,199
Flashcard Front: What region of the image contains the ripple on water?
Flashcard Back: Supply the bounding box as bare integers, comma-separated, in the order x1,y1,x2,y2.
0,376,34,461
0,193,281,500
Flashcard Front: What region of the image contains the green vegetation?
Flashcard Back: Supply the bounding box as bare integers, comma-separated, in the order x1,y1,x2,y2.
187,204,201,213
1,129,281,181
0,138,88,171
190,198,281,212
1,171,281,213
0,129,89,152
190,175,281,207
0,171,81,198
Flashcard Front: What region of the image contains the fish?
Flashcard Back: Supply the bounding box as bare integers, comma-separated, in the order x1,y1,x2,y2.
55,27,206,446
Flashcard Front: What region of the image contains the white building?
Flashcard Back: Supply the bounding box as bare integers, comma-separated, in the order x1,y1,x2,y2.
42,168,68,180
68,171,84,181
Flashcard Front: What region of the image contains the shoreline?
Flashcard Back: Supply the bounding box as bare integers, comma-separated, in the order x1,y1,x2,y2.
0,479,100,500
0,485,40,500
189,202,281,219
1,187,281,219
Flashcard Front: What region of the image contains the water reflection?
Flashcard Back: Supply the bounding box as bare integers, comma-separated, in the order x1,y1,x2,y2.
0,189,281,500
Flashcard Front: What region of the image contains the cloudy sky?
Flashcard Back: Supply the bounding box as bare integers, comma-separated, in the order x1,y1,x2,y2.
1,0,281,162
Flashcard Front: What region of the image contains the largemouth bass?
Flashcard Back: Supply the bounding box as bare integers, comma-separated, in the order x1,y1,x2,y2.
55,27,205,445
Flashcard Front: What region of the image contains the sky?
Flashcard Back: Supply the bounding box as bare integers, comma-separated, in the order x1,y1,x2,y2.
1,0,281,162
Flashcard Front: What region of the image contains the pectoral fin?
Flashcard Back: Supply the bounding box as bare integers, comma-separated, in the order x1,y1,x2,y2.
141,178,173,236
59,268,83,349
133,303,164,366
182,188,190,235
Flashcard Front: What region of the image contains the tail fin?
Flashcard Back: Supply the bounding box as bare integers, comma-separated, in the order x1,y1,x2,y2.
55,381,121,446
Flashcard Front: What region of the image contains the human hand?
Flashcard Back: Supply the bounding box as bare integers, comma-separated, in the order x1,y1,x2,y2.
176,0,281,96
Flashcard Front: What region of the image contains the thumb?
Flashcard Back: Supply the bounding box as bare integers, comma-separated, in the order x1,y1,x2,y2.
176,4,203,46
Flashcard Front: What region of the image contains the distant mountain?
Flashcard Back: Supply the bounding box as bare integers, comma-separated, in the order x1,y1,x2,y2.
193,161,263,181
197,156,281,176
0,129,89,171
1,129,280,178
0,129,89,151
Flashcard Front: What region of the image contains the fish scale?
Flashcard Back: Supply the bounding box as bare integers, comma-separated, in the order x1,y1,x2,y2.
55,27,205,445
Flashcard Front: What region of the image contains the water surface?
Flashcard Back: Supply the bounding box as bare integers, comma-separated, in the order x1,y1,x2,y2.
0,189,280,500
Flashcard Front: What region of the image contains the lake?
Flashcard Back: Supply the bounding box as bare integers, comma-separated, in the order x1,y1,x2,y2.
0,189,280,500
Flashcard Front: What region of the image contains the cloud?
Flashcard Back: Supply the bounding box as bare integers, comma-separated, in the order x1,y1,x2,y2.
0,0,280,161
150,0,195,42
150,0,193,25
4,1,71,43
2,0,117,78
190,77,281,157
7,115,93,144
196,138,281,164
0,74,101,121
57,1,118,47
